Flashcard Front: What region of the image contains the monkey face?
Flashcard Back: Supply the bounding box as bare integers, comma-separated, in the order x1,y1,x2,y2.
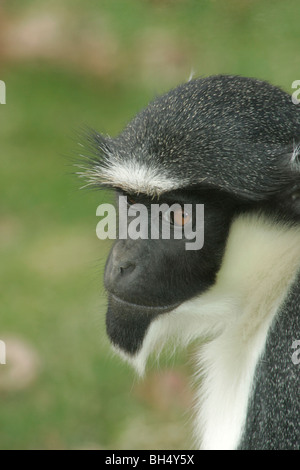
78,74,300,368
78,74,300,450
103,189,235,356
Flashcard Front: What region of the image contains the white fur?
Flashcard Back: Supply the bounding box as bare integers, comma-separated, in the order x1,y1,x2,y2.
291,141,300,169
78,160,186,197
124,213,300,449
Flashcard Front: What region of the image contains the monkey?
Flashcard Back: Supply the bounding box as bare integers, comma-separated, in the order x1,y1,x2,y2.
78,75,300,450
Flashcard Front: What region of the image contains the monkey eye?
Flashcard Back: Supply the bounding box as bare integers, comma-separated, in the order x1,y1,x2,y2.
163,207,191,227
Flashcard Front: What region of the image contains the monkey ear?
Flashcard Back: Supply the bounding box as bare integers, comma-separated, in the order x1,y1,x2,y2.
269,142,300,214
277,186,300,216
241,141,300,203
288,191,300,214
290,143,300,211
290,142,300,171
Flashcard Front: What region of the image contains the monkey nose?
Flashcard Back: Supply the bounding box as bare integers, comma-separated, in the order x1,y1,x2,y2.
119,262,135,275
104,251,136,289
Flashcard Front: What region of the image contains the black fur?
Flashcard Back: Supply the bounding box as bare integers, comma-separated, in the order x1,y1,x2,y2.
80,75,300,449
239,270,300,450
85,75,300,201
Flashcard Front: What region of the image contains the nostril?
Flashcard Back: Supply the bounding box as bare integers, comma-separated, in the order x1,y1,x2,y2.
119,262,135,275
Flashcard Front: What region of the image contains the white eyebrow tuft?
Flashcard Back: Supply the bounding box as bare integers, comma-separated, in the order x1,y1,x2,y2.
77,160,186,196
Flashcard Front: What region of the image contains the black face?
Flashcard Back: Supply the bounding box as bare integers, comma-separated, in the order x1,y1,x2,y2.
104,188,237,355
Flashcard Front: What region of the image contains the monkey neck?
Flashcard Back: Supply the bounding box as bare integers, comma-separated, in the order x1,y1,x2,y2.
214,212,300,331
194,212,300,450
125,212,300,449
129,212,300,376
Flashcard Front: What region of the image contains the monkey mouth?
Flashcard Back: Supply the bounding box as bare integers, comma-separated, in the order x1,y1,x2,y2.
105,293,180,355
109,293,180,311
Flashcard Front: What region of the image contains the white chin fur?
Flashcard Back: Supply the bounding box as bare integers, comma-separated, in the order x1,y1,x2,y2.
111,212,300,449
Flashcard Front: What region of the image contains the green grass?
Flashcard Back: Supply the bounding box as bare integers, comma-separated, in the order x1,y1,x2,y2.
0,63,191,450
1,0,300,450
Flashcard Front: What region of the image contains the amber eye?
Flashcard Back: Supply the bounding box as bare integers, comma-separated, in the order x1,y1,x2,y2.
164,207,191,226
174,209,191,226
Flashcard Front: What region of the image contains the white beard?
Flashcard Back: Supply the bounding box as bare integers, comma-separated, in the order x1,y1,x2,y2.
113,213,300,450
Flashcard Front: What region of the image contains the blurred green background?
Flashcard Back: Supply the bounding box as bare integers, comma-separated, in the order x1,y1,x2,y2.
0,0,300,450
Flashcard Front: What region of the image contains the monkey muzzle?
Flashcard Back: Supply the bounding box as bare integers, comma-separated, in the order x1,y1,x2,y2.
106,294,179,355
